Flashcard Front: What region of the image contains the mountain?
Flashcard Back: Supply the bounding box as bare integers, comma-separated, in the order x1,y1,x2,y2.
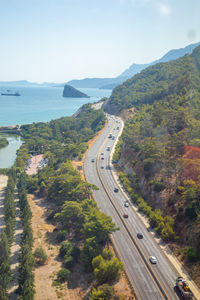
103,45,200,113
0,80,61,87
67,42,200,90
118,41,200,79
106,45,200,266
63,84,89,98
67,78,121,89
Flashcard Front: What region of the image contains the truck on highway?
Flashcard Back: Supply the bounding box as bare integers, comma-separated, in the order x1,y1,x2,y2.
176,277,193,299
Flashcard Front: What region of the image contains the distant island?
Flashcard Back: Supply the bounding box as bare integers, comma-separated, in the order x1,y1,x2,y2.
63,84,89,98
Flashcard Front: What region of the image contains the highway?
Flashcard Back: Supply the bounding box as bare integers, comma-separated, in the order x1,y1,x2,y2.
84,114,184,300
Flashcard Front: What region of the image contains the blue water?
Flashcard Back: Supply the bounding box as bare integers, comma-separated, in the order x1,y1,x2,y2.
0,85,111,168
0,134,23,168
0,86,111,126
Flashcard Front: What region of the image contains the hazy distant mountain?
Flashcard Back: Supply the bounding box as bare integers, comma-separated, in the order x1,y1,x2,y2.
2,42,199,91
68,42,200,90
63,84,89,98
0,80,60,87
118,41,200,79
67,78,123,89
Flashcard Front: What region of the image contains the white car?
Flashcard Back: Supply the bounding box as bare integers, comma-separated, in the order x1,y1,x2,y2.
149,256,157,264
124,202,129,207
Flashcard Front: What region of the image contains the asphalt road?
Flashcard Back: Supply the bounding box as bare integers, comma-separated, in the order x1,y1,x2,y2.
84,114,184,300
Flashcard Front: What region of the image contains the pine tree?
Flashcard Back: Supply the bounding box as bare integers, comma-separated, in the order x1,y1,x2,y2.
0,233,12,299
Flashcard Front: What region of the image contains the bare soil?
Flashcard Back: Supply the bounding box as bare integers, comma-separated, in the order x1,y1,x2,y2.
28,194,94,300
9,189,23,300
26,154,43,175
0,175,8,233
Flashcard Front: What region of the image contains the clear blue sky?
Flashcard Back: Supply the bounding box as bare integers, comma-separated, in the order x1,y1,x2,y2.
0,0,199,83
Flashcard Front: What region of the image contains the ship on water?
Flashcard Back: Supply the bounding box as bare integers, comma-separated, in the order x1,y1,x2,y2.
1,89,21,96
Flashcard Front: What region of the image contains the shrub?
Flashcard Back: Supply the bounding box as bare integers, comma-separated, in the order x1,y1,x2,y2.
161,224,176,242
90,284,114,300
92,255,123,284
149,209,163,228
184,246,198,262
138,199,152,216
143,158,154,171
57,268,70,282
102,249,113,260
56,230,68,242
185,207,197,220
46,210,55,221
59,241,80,268
34,247,48,265
59,241,73,258
153,181,166,192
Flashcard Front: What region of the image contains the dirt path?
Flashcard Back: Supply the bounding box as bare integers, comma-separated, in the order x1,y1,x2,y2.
28,195,62,300
0,175,8,233
28,195,85,300
8,189,23,300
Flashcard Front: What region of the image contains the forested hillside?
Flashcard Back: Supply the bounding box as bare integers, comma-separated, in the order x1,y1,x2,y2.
105,46,200,113
111,46,200,279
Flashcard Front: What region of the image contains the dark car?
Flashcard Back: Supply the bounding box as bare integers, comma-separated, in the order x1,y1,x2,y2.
106,165,111,170
112,159,118,164
101,157,104,160
123,213,128,218
114,187,119,193
137,233,143,239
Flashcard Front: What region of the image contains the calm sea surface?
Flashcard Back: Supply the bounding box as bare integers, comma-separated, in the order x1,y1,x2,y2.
0,86,111,168
0,86,111,126
0,134,23,168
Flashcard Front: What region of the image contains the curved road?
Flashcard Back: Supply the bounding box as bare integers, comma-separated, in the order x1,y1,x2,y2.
84,114,193,300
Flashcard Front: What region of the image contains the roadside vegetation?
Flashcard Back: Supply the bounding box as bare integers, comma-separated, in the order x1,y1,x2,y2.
17,172,34,299
1,104,126,299
110,46,200,274
0,168,16,299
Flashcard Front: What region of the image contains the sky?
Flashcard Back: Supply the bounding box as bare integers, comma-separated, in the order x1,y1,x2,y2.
0,0,199,83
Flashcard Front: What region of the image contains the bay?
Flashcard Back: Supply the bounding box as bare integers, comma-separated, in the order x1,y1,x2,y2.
0,86,111,126
0,85,111,168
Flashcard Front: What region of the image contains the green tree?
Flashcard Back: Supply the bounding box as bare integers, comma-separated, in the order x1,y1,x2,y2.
0,233,12,298
83,209,118,245
92,255,123,284
34,248,48,265
57,268,70,283
90,284,114,300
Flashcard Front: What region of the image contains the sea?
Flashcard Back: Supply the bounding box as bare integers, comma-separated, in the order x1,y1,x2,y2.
0,85,112,168
0,85,111,126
